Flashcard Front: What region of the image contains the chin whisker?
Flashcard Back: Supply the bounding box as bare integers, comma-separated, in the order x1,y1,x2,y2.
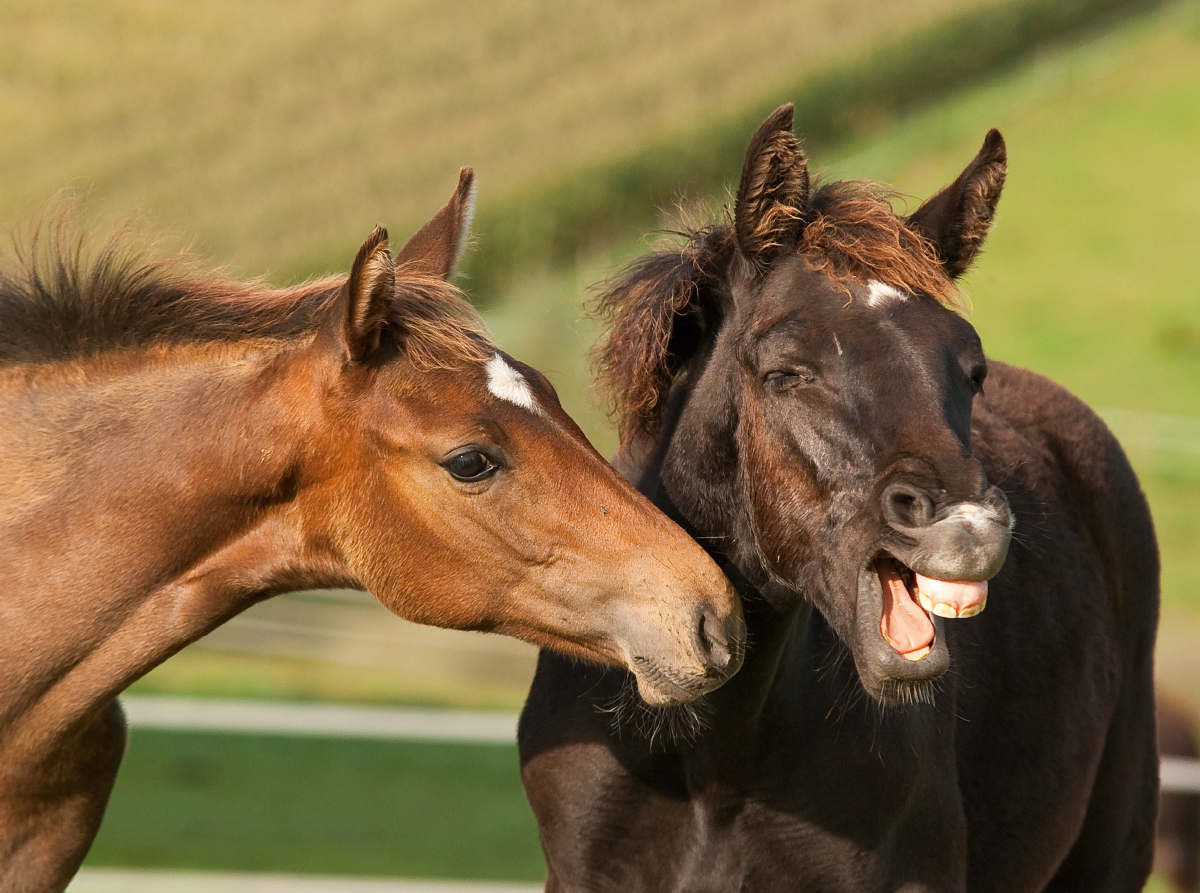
595,674,713,750
878,675,941,708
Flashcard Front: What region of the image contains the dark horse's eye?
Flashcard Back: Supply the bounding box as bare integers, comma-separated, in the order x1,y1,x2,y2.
444,450,500,483
968,363,988,395
765,368,816,392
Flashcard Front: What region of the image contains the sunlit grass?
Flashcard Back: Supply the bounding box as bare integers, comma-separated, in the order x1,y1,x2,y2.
0,0,991,282
126,648,531,712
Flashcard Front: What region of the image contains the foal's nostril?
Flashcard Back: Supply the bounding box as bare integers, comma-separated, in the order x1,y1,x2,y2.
884,483,935,529
693,605,735,675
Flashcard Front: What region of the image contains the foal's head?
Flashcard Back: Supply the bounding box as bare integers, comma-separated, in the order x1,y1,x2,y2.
295,171,744,705
594,107,1012,705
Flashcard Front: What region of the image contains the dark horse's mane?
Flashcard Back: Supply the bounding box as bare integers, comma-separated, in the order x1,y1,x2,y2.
591,180,961,439
0,218,488,368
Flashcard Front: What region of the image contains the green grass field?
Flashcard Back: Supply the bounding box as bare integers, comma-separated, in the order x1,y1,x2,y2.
84,730,543,881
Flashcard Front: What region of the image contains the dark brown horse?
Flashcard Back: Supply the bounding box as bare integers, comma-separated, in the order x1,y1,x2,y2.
0,170,746,892
519,106,1159,891
1158,695,1200,893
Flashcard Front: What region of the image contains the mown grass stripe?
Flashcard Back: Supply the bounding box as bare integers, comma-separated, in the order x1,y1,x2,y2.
67,869,542,893
465,0,1170,295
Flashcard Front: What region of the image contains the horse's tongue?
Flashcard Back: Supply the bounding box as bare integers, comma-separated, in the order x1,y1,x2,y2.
877,561,935,661
914,574,988,619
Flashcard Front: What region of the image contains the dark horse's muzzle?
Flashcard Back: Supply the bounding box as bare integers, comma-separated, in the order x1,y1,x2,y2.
851,481,1013,702
881,481,1013,583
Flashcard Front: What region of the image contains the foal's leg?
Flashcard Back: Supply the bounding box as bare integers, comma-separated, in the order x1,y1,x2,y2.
0,700,127,893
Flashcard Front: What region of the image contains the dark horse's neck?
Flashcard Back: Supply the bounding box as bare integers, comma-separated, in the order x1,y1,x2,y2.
650,482,834,738
622,388,928,764
637,473,942,786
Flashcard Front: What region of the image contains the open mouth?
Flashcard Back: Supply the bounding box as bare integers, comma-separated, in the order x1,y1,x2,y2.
875,556,988,662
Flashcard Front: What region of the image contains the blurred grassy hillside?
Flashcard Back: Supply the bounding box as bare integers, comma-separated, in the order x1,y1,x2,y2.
0,0,1161,287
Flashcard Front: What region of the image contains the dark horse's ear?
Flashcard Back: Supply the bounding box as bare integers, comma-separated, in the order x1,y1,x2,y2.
394,167,476,279
342,225,396,362
592,228,734,441
906,130,1006,279
734,104,809,269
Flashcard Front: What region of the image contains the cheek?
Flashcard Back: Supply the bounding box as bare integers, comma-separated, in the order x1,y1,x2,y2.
741,417,825,575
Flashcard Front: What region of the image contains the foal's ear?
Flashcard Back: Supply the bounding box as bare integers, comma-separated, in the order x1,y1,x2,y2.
906,130,1007,279
342,225,396,362
735,104,809,269
394,167,476,279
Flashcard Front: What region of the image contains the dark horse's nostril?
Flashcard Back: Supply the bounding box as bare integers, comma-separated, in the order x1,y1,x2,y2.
694,605,734,674
883,482,935,529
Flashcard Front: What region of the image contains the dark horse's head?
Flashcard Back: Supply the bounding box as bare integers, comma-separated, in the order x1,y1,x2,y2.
595,105,1012,705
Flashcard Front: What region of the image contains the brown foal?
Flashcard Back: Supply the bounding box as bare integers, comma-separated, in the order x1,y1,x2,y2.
0,171,744,891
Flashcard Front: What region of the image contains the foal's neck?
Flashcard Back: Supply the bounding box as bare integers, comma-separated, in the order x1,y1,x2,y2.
0,343,349,748
10,343,309,517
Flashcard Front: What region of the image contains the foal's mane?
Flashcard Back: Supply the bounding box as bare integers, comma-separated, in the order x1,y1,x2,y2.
592,180,959,439
0,218,488,368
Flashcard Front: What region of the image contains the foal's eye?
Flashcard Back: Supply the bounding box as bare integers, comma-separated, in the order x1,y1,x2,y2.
444,450,499,482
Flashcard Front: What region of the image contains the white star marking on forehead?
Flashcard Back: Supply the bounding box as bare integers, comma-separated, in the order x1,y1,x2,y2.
486,354,540,413
865,280,908,307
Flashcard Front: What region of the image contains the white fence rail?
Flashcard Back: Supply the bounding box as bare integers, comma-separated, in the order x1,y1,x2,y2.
120,695,518,743
1161,756,1200,794
1099,407,1200,458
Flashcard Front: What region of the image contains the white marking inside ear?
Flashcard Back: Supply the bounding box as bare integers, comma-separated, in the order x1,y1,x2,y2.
486,354,539,413
452,177,478,274
866,280,908,307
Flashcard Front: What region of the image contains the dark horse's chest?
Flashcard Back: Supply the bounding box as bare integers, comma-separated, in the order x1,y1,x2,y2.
523,636,973,893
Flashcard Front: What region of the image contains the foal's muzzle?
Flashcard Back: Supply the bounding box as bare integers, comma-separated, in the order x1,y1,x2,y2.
692,603,745,679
